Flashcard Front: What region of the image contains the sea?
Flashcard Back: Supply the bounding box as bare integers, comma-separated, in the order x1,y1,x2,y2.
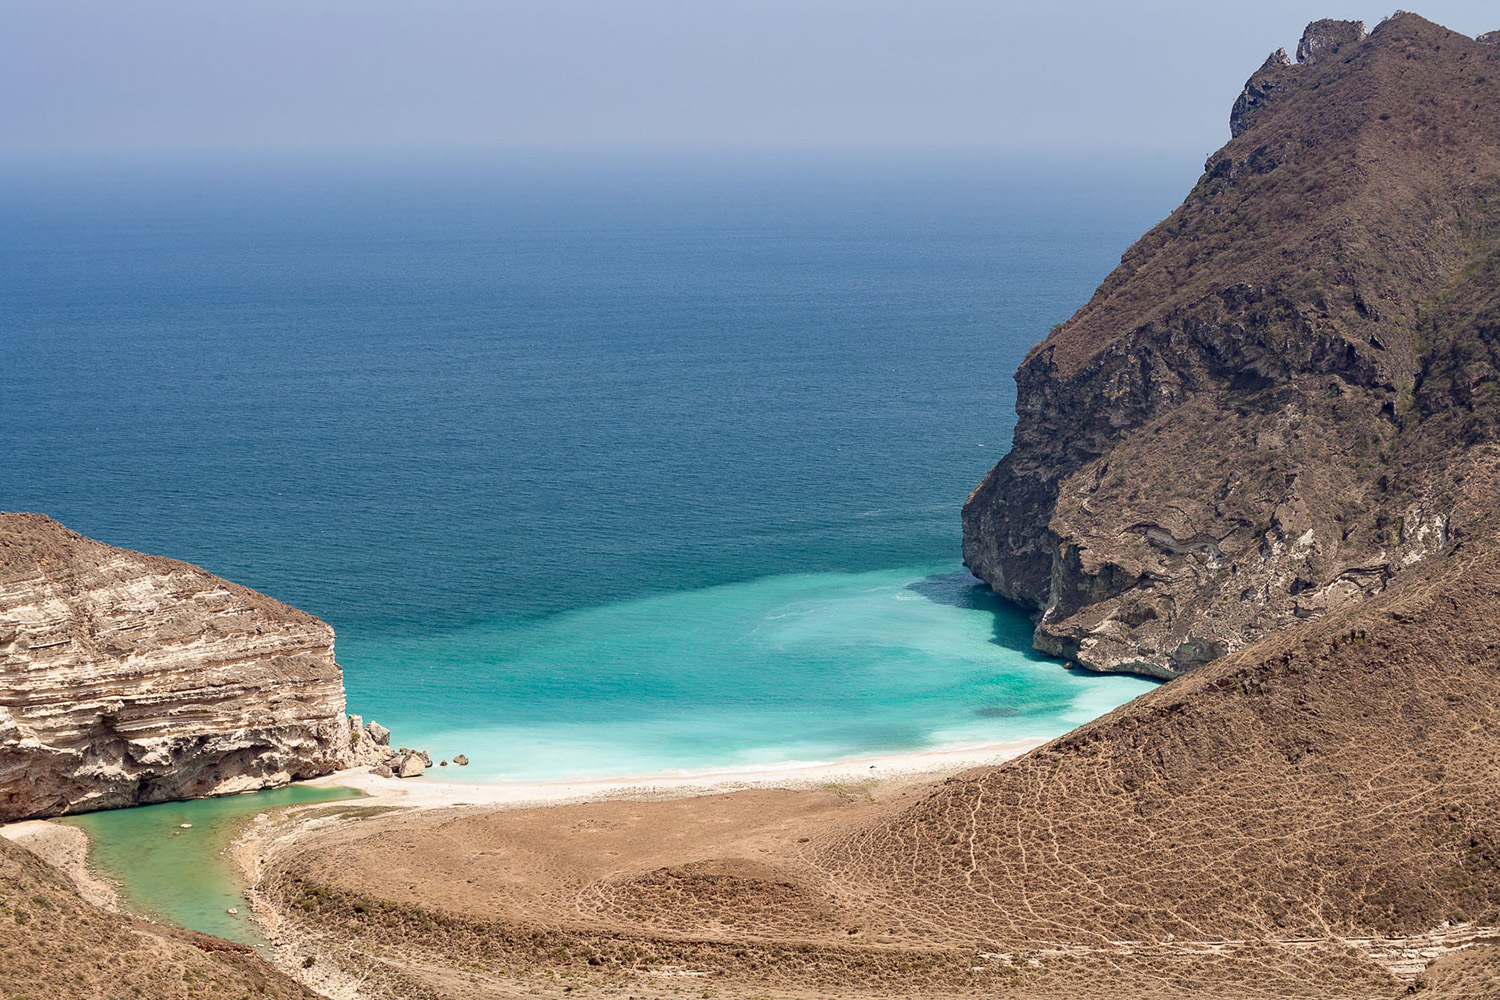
2,151,1188,784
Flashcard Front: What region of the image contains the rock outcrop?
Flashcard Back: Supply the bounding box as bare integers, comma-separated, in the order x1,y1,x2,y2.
963,14,1500,678
1295,17,1367,64
0,512,365,820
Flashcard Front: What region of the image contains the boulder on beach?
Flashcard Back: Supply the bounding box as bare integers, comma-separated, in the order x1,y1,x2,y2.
396,754,426,778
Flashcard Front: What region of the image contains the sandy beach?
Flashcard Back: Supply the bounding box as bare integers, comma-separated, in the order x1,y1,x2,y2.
301,735,1049,809
216,736,1050,996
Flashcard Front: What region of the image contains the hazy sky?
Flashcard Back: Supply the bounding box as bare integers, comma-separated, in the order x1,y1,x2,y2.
3,1,1497,159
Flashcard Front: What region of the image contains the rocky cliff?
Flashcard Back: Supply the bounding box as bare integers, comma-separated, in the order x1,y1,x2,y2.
963,13,1500,678
0,512,374,821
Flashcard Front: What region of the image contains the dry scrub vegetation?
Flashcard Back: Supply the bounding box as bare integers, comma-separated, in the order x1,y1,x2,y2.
0,836,317,1000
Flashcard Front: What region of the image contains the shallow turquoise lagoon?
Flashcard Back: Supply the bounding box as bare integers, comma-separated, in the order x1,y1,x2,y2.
342,563,1159,781
62,785,362,947
64,565,1155,946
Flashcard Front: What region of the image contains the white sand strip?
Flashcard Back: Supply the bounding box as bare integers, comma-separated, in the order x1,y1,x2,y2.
301,737,1049,810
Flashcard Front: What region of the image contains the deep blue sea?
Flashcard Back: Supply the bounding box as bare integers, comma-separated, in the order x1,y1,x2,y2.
1,153,1186,780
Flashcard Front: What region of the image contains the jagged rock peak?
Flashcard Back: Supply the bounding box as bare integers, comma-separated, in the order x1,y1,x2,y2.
0,512,361,820
1479,30,1500,46
1229,18,1373,139
1296,18,1368,63
1230,48,1293,139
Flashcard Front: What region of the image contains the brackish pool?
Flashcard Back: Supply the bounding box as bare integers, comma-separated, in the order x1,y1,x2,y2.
63,785,362,947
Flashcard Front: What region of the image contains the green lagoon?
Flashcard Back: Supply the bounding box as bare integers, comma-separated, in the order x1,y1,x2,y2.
63,785,362,947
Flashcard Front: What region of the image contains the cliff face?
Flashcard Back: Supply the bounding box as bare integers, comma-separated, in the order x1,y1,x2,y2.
0,513,359,821
964,14,1500,678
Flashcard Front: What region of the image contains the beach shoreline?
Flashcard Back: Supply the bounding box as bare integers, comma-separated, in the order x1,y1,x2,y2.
0,735,1051,996
300,735,1050,809
224,737,1049,996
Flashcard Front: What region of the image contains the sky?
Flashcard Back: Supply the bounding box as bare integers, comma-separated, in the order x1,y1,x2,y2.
2,1,1497,160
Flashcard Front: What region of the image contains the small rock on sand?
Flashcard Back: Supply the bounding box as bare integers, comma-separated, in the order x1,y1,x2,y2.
372,763,394,779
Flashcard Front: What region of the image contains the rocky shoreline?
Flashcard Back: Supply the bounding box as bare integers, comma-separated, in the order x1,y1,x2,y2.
0,512,459,821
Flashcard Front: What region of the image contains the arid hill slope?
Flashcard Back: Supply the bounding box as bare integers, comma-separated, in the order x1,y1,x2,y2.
0,512,362,820
963,13,1500,678
824,513,1500,947
0,835,318,1000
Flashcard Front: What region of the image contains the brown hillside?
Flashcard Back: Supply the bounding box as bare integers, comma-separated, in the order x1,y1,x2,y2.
0,836,318,1000
823,519,1500,946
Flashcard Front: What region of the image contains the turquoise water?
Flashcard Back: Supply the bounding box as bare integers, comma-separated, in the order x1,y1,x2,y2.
62,785,362,947
1,153,1185,779
351,564,1157,780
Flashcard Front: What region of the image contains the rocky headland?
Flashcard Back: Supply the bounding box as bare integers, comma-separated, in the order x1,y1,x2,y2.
963,13,1500,678
0,512,397,821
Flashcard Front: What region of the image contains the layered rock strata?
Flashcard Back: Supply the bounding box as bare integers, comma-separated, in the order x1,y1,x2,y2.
0,512,375,821
963,13,1500,677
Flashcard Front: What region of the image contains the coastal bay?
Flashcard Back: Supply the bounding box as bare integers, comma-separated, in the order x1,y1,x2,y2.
11,5,1500,999
0,155,1173,966
2,154,1180,784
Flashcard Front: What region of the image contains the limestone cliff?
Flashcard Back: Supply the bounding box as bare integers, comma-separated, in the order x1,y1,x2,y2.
963,13,1500,678
0,512,368,821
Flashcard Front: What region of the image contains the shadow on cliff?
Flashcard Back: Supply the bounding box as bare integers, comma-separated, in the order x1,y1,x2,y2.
905,569,1042,650
906,570,1113,719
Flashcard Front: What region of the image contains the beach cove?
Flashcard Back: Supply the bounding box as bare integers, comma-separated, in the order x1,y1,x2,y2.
2,152,1182,989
